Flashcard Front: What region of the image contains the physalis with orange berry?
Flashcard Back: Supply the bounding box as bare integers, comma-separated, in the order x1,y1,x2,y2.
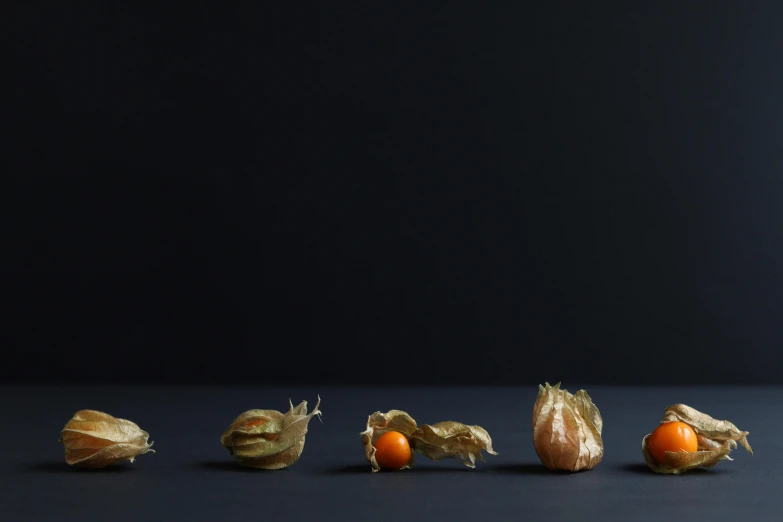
361,410,418,471
642,404,752,474
360,409,498,472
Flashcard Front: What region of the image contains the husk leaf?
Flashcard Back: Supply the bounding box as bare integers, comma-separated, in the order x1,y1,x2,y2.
221,396,321,469
360,410,418,472
532,382,604,472
409,421,498,468
60,410,154,468
663,404,752,454
642,404,752,474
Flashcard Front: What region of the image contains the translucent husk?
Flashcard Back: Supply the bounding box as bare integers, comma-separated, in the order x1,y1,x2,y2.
360,410,497,471
360,410,418,472
642,404,753,474
409,422,498,468
59,410,155,468
221,397,321,469
532,382,604,471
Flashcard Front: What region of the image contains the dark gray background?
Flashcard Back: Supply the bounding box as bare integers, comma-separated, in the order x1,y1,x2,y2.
3,385,775,521
4,1,783,385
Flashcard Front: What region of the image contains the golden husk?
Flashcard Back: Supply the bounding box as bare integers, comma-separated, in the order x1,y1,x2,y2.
221,397,321,469
360,410,418,472
532,382,604,472
409,421,498,468
59,410,154,468
642,404,752,474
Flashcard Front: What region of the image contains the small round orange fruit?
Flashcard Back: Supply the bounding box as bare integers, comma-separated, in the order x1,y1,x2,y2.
374,431,411,470
647,421,698,464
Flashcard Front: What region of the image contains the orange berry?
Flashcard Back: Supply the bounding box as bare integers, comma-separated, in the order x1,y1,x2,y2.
374,431,411,470
648,421,698,464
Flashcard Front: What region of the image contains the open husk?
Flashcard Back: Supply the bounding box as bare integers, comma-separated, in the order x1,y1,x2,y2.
409,422,498,468
360,410,498,471
60,410,154,468
642,404,752,474
360,410,418,472
221,397,321,469
532,382,604,471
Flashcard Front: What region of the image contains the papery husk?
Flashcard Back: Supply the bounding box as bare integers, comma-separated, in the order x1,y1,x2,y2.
221,397,321,469
532,382,604,472
360,410,418,472
642,404,752,474
409,421,498,468
60,410,154,468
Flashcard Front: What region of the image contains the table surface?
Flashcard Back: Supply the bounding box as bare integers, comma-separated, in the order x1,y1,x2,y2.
2,385,779,521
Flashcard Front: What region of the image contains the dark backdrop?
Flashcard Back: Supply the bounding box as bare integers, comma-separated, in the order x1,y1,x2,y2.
3,1,782,385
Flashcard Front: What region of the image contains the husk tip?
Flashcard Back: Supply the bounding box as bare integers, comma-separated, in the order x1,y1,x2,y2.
740,435,753,455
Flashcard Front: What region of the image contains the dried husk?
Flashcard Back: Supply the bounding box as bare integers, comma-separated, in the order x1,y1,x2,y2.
642,404,753,474
221,397,321,469
409,421,498,468
59,410,154,468
360,410,418,472
532,382,604,472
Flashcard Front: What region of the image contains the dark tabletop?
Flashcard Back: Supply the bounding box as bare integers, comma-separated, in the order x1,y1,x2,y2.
2,385,778,521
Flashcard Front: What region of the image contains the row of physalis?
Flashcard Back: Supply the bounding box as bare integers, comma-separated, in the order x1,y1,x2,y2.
58,389,752,474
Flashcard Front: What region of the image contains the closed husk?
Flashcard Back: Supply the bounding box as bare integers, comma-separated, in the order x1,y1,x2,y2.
221,397,321,469
532,382,604,471
60,410,154,468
